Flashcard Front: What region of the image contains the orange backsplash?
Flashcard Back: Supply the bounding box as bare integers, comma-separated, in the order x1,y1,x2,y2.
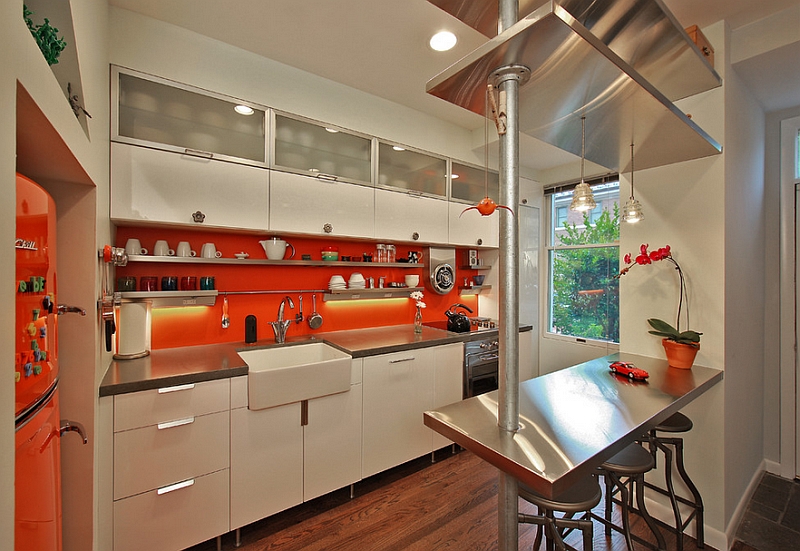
115,227,484,349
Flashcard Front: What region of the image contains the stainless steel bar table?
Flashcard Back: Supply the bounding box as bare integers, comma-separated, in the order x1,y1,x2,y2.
424,353,723,500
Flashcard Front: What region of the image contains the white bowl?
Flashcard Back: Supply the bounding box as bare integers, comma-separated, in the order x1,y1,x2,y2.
329,275,346,284
404,275,420,287
349,272,365,282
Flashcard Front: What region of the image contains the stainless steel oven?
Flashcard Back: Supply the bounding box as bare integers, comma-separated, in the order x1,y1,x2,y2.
464,336,499,398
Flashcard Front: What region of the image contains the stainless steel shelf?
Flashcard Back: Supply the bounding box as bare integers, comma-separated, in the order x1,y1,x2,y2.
117,290,218,307
458,285,492,295
125,255,424,269
459,265,491,271
322,287,423,302
426,0,722,173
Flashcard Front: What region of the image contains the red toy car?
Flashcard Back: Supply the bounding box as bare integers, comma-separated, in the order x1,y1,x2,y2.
609,361,649,381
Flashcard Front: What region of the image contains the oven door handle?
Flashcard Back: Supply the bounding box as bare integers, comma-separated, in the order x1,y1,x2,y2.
466,352,498,363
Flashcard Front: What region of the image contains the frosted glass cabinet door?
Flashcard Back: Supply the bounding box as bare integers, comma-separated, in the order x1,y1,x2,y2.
110,143,269,230
269,170,374,238
114,68,267,166
377,142,447,197
374,189,449,244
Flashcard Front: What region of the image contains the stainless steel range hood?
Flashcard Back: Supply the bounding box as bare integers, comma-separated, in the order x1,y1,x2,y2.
426,0,722,172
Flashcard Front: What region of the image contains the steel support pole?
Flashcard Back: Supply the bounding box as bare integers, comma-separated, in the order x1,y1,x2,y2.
496,2,520,550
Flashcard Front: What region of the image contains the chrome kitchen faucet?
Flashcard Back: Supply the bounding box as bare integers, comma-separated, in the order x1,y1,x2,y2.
270,295,295,344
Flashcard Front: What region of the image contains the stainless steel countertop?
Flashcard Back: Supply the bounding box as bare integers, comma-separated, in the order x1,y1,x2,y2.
424,352,723,499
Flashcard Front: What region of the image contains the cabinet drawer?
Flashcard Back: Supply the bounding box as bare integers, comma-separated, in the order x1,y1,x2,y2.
114,378,229,432
113,468,229,551
114,410,229,500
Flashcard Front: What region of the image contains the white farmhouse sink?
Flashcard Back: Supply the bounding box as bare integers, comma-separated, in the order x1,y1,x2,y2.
239,343,352,410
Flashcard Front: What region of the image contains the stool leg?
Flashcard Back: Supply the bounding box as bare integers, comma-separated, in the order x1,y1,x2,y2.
613,473,636,551
634,474,667,551
603,474,614,537
657,440,684,551
674,437,704,548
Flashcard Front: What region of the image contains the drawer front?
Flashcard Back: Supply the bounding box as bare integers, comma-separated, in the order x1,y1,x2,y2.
113,469,229,551
114,378,229,432
114,410,229,500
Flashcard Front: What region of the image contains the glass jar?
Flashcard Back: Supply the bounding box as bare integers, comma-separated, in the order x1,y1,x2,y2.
376,243,387,263
386,244,396,263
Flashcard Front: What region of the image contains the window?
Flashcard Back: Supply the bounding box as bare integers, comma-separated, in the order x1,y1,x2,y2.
547,180,620,343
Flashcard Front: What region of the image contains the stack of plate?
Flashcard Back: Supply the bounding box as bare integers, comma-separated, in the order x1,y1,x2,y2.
348,272,366,289
329,275,346,290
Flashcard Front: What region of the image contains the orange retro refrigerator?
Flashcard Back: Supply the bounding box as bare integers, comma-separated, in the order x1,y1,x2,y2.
14,173,62,551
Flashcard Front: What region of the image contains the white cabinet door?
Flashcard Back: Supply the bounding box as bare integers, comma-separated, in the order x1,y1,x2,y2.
431,343,464,450
269,170,374,238
304,383,362,501
448,202,500,248
518,329,536,382
230,402,303,530
110,143,269,230
374,189,449,244
362,347,435,478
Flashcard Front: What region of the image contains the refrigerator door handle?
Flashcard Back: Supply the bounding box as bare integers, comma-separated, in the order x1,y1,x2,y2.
57,304,86,316
59,420,88,444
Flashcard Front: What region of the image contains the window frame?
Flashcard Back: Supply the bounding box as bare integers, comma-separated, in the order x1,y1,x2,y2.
543,180,621,346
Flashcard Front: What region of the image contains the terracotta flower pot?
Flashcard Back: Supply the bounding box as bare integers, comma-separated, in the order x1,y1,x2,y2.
661,338,699,369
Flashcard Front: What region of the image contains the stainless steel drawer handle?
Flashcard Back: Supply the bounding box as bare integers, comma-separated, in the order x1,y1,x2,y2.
389,357,415,364
157,478,195,495
184,148,214,159
157,417,195,430
158,383,195,394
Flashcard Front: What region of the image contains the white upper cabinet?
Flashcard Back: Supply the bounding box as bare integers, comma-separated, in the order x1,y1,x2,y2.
273,113,372,184
113,67,267,166
269,170,374,238
448,162,500,248
374,142,449,243
110,143,269,231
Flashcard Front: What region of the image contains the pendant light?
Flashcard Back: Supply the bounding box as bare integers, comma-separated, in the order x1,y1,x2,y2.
569,116,597,212
622,142,644,223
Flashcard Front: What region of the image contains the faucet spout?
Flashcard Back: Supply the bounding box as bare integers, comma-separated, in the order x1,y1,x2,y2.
273,296,296,343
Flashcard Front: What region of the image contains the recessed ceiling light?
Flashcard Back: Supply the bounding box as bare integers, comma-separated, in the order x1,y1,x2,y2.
325,127,339,133
234,105,254,115
451,174,459,179
429,31,457,52
392,146,405,151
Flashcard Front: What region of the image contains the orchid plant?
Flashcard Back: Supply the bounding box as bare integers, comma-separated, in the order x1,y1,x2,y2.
617,244,702,346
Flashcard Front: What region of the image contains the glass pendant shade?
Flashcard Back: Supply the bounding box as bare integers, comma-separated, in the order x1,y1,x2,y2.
570,182,597,211
569,116,597,212
622,197,644,223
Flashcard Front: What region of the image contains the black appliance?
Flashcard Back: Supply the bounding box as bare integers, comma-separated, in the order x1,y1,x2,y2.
445,303,473,333
464,336,499,398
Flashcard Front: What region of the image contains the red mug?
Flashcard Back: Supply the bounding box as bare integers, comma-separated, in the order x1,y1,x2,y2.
140,276,158,292
180,276,197,291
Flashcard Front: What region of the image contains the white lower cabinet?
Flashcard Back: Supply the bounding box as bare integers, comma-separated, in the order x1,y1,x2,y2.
111,379,230,551
374,188,449,243
448,201,500,248
362,343,462,478
110,142,269,230
229,360,363,530
269,170,374,238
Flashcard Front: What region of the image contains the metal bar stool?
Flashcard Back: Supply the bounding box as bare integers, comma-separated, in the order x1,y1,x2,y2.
518,475,602,551
643,412,704,551
592,443,666,551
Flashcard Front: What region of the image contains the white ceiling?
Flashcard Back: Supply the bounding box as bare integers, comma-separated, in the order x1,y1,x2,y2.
108,0,799,171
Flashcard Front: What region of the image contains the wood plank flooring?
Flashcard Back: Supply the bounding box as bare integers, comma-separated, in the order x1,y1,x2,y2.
189,448,716,551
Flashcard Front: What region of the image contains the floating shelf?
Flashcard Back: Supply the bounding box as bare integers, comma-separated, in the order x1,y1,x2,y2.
125,255,424,269
459,285,492,295
117,290,218,307
323,287,423,302
459,265,491,271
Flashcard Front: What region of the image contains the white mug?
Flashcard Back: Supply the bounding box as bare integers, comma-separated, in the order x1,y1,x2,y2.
125,238,148,256
176,241,196,258
260,238,295,260
153,240,175,256
201,243,222,259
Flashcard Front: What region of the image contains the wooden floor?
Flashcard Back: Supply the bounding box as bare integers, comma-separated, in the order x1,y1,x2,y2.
190,448,715,551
